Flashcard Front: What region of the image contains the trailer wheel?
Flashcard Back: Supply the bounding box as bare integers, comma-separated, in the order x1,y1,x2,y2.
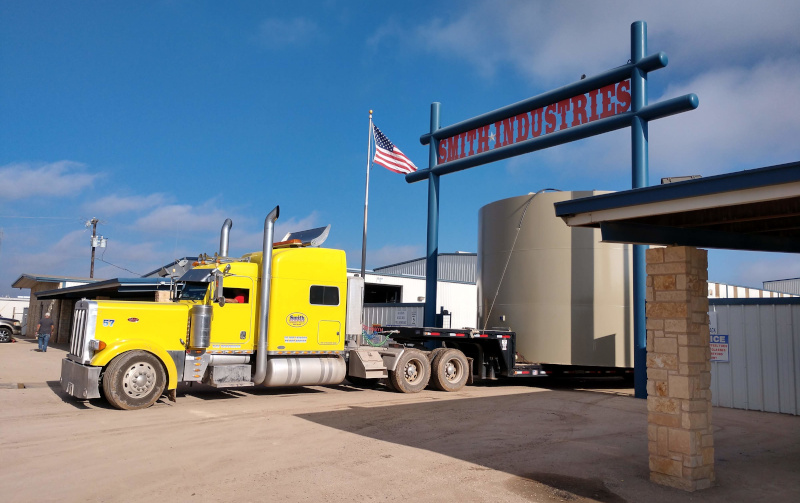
389,349,430,393
431,349,469,392
102,351,166,410
426,347,446,363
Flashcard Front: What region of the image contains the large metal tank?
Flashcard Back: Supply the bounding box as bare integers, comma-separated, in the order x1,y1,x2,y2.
477,190,633,368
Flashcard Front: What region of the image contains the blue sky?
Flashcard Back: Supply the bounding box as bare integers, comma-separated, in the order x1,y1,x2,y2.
2,1,800,296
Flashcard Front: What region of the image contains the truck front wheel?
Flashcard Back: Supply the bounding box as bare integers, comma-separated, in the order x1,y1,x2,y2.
431,349,468,392
389,349,430,393
102,351,166,410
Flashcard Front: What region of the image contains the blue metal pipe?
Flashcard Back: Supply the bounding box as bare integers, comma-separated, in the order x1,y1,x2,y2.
419,52,667,146
405,93,697,183
631,20,649,399
424,103,441,327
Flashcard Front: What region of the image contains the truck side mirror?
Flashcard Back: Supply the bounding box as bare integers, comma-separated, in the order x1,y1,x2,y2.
213,270,225,306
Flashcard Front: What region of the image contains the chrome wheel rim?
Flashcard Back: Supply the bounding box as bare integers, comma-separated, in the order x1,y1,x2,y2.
444,358,463,383
404,359,422,384
122,362,157,397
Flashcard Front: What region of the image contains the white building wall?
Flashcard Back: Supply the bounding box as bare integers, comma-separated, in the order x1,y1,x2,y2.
0,297,29,320
350,272,479,329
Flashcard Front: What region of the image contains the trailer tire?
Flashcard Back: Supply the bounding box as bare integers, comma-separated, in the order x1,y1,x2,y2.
426,347,446,363
389,349,430,393
102,351,166,410
431,349,469,392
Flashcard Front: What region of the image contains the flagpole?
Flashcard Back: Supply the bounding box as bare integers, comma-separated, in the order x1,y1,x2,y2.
360,110,373,281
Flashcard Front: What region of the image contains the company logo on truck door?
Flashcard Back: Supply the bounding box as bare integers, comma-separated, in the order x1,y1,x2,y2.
286,312,308,327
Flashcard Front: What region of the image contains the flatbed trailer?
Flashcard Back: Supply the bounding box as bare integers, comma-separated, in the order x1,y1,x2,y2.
377,326,545,381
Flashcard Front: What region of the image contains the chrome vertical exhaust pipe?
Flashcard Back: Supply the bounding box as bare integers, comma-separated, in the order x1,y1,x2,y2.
219,218,233,257
253,206,280,385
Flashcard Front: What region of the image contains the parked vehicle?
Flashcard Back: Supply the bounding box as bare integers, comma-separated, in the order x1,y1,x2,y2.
60,207,546,410
0,316,22,343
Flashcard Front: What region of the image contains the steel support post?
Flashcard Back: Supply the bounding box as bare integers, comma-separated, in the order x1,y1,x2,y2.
424,103,441,327
631,21,649,399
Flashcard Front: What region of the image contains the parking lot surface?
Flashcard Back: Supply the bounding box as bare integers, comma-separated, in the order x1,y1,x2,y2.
1,335,798,502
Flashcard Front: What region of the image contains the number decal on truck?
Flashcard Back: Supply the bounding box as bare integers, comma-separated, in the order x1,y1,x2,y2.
103,319,115,327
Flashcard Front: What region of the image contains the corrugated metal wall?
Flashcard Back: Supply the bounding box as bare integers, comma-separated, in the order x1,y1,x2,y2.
710,300,800,415
373,253,477,283
362,303,424,328
763,278,800,296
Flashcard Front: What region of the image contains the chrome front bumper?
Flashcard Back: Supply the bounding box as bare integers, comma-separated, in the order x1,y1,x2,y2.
60,358,101,399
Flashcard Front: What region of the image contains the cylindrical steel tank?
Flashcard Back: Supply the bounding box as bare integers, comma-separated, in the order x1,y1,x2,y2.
477,191,633,368
262,356,346,387
189,305,212,350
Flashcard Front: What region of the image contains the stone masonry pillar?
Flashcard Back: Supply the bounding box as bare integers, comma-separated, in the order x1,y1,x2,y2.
645,246,714,491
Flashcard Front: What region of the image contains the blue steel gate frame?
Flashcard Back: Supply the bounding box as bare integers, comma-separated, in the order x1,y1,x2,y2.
406,21,699,398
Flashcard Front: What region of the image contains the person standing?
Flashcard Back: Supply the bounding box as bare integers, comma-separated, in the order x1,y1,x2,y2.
36,312,55,352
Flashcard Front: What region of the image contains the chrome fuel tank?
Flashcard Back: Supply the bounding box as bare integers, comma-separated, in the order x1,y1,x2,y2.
262,356,346,387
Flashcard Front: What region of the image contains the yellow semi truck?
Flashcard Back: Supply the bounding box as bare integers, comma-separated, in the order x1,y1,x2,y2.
61,207,539,410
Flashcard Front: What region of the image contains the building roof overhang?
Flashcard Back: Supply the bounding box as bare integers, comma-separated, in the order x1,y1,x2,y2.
554,161,800,252
34,277,173,300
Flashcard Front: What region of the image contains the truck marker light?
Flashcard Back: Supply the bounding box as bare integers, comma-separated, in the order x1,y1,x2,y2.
89,340,106,351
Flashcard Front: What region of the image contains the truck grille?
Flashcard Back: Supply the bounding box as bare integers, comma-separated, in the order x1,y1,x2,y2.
70,307,89,359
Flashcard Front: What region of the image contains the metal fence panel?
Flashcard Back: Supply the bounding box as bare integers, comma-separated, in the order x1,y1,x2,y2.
710,301,800,415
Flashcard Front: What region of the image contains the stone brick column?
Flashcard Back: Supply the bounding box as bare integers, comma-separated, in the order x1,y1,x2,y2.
645,246,714,491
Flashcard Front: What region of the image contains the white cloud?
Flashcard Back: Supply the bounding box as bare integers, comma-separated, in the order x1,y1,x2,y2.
648,58,800,174
255,17,318,48
395,1,800,85
84,193,169,216
0,161,98,201
6,230,88,277
133,201,231,234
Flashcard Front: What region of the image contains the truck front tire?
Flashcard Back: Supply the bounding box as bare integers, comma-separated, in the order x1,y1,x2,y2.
389,349,430,393
102,351,166,410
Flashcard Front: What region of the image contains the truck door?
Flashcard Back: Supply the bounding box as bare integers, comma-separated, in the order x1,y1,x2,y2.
208,279,254,351
318,320,341,346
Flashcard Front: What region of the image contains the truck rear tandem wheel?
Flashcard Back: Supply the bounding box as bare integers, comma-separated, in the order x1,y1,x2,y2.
386,326,544,384
389,348,431,393
430,349,469,392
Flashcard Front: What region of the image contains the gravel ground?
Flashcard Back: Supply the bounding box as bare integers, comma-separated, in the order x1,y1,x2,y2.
1,335,798,502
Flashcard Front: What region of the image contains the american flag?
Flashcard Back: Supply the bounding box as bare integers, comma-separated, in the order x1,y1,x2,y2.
372,124,418,174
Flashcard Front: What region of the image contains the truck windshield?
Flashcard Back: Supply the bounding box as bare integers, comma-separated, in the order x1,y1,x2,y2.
179,282,209,301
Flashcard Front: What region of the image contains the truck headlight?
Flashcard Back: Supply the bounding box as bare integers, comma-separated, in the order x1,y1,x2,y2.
89,340,107,352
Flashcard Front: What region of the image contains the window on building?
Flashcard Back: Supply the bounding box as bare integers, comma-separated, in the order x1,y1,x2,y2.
364,284,402,303
310,285,339,306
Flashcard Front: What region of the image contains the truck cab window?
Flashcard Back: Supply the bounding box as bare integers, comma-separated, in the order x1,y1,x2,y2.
223,287,249,304
310,286,339,306
179,282,209,301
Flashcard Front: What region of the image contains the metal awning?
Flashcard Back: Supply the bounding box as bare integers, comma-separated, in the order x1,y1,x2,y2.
554,161,800,253
11,274,100,290
34,277,173,300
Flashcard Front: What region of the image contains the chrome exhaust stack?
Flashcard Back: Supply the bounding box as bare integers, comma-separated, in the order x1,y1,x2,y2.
219,219,233,257
253,206,280,386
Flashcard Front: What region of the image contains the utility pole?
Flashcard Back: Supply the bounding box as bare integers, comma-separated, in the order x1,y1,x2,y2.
89,218,98,278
